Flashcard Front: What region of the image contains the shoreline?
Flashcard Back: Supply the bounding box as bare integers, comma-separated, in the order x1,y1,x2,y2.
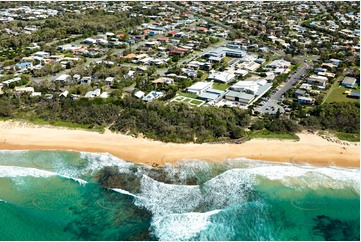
0,120,359,168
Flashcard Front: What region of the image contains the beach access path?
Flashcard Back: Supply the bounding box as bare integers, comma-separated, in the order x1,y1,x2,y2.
0,120,359,168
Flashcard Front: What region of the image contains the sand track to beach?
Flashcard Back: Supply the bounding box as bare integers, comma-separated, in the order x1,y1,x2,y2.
0,121,359,167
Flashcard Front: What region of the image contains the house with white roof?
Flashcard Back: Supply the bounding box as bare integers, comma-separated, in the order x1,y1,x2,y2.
266,59,291,69
143,91,164,102
55,74,70,82
307,75,328,88
187,82,212,95
85,89,101,98
105,77,114,86
134,91,145,99
207,71,235,83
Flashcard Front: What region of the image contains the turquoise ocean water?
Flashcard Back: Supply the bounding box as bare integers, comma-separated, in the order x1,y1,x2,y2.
0,150,359,241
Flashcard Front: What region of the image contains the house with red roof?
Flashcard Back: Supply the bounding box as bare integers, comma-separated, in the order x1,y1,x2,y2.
157,37,169,43
167,31,177,37
198,27,207,32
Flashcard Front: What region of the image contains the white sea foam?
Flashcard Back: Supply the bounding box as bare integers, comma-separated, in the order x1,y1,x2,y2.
134,172,256,240
134,175,211,240
134,175,202,216
244,165,360,192
134,162,360,240
151,210,220,241
0,165,56,178
112,188,137,198
80,152,133,174
201,169,255,209
0,165,88,185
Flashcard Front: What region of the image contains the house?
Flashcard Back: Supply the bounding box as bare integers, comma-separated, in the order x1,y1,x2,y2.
230,77,272,101
207,71,235,83
72,74,81,83
44,94,53,99
59,90,69,97
85,89,101,98
80,76,92,85
341,76,357,88
100,92,110,99
318,72,336,78
300,83,312,90
294,89,306,97
82,38,97,44
187,82,212,95
266,59,291,69
55,74,70,83
329,58,341,66
134,90,145,99
169,49,185,56
157,37,169,43
31,92,42,97
235,69,249,76
167,31,177,37
2,77,21,85
15,62,33,71
255,58,266,64
14,86,34,93
206,46,245,59
225,91,255,104
307,75,328,88
243,62,261,72
142,91,163,102
152,77,174,85
197,89,225,102
105,77,114,86
298,96,315,105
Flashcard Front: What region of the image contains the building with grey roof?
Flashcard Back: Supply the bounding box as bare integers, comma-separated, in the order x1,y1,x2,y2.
341,76,357,88
197,89,226,102
225,91,255,104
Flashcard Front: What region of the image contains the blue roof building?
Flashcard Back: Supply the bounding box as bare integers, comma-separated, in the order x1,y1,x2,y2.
15,62,33,70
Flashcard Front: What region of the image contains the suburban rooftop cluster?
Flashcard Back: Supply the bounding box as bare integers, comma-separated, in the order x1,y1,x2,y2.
0,1,359,120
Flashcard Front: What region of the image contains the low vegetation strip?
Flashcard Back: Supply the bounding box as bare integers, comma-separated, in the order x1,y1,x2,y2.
248,130,300,141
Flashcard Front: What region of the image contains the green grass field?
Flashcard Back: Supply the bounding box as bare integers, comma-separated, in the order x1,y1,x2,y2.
336,132,360,142
176,91,198,99
324,85,360,103
189,99,203,105
171,94,205,106
212,82,229,91
248,130,300,140
200,72,208,81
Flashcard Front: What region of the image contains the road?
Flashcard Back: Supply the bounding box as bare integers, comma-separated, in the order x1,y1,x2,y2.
256,57,317,114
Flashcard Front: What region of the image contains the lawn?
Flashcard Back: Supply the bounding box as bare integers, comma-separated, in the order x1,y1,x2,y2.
324,85,360,104
170,94,205,107
335,132,360,142
248,130,300,140
200,72,209,81
189,99,203,105
223,57,233,64
212,82,229,91
176,91,198,99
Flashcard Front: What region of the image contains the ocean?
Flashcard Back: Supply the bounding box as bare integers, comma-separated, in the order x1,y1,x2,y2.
0,150,359,241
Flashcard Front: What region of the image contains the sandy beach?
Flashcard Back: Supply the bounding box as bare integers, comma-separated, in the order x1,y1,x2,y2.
0,120,359,168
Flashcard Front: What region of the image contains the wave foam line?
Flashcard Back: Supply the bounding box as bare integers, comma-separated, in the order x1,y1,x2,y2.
112,188,137,198
0,165,87,185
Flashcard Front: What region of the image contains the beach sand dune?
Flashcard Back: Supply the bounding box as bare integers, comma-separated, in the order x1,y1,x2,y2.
0,121,359,168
